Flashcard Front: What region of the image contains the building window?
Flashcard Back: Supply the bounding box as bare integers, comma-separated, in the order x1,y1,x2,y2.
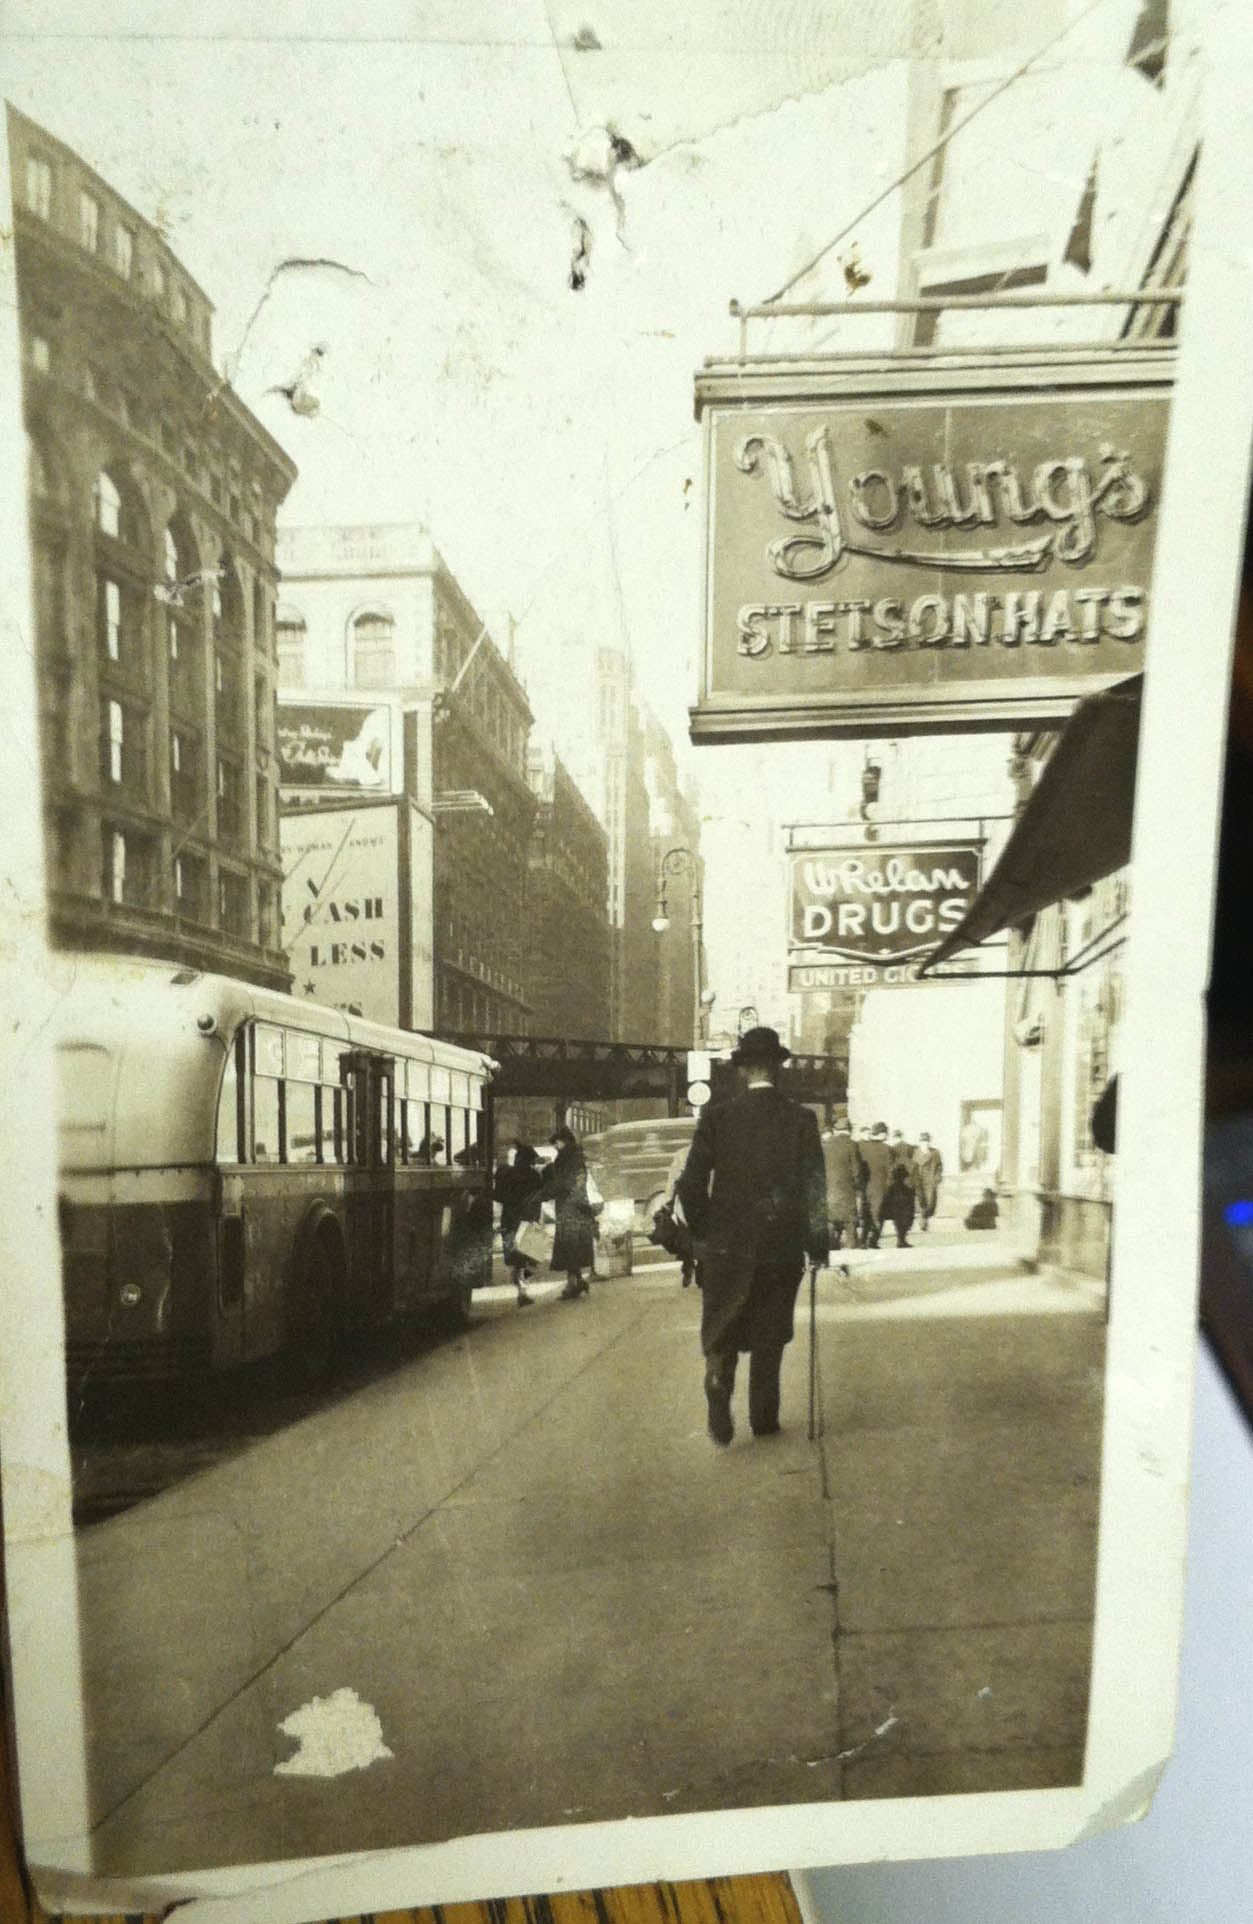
30,335,50,374
258,879,278,948
114,224,134,278
25,155,52,220
255,774,271,849
163,527,179,583
276,607,307,687
79,191,100,253
152,257,167,304
95,471,122,538
350,610,396,689
174,851,206,922
106,830,126,905
218,868,249,936
105,700,124,783
254,672,272,748
102,579,122,661
217,758,242,841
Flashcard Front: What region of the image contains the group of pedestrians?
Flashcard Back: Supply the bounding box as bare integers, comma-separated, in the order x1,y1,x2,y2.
495,1127,599,1304
821,1116,943,1251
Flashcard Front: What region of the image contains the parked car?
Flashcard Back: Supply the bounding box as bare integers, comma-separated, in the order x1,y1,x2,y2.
583,1117,699,1238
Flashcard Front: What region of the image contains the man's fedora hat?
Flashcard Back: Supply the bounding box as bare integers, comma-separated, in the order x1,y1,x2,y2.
731,1024,791,1066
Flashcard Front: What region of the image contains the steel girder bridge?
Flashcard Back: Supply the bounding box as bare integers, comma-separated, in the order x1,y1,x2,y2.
432,1031,848,1116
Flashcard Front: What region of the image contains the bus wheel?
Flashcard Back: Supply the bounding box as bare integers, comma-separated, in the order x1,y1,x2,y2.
287,1228,343,1390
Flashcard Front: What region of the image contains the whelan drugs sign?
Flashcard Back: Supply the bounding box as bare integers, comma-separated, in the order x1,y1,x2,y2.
790,843,982,966
693,349,1173,739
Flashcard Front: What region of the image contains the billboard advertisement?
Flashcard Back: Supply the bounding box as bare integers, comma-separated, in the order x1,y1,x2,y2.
277,696,403,796
693,352,1172,739
282,803,402,1025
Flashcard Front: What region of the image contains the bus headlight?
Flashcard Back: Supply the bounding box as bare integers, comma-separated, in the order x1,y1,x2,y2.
118,1282,143,1309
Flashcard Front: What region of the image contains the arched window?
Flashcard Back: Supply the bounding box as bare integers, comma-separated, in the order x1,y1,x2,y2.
93,465,145,548
95,470,121,538
350,609,396,690
276,606,307,688
163,527,179,583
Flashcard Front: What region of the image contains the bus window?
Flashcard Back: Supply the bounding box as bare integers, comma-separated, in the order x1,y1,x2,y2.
286,1080,318,1163
379,1082,394,1165
287,1032,320,1084
253,1076,280,1163
450,1107,471,1163
430,1065,451,1107
254,1025,285,1079
215,1039,241,1163
318,1086,340,1164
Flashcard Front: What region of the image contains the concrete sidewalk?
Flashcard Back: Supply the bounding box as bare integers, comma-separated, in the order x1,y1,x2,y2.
71,1254,1104,1874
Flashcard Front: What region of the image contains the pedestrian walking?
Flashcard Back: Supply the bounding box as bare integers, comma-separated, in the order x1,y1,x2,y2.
858,1123,893,1250
495,1142,542,1306
821,1113,861,1253
676,1026,828,1445
539,1125,597,1299
913,1131,944,1231
883,1132,917,1249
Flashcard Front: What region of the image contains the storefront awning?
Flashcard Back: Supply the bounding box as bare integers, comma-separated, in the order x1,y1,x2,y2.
921,673,1142,972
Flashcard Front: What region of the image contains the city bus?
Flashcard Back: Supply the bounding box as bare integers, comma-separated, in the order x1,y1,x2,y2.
54,955,496,1385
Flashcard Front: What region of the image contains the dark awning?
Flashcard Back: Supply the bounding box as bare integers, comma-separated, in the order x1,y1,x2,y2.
922,673,1142,972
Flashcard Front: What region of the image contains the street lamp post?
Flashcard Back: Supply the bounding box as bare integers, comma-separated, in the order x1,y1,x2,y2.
651,845,706,1048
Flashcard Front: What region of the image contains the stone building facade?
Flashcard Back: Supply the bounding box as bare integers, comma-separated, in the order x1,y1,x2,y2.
275,523,536,1035
524,741,612,1042
10,105,297,987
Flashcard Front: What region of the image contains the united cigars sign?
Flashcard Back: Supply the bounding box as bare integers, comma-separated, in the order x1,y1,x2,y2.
789,840,981,985
693,351,1173,739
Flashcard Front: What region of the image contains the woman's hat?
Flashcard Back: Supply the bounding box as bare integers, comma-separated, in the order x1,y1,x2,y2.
731,1025,791,1066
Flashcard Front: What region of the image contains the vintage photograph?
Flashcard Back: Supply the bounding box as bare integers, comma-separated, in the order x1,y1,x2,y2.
0,0,1233,1906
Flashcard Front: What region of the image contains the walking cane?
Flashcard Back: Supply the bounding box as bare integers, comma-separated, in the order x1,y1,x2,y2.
807,1260,820,1442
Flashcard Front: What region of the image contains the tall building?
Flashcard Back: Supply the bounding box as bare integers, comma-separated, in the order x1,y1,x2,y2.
524,740,611,1042
275,524,536,1034
577,648,703,1046
642,705,704,1049
10,105,297,988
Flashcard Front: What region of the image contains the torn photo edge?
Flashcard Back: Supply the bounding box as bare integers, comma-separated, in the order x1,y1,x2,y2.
1,2,1252,1917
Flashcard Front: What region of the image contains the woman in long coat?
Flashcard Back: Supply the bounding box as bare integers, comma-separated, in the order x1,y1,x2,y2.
496,1142,542,1306
539,1126,597,1299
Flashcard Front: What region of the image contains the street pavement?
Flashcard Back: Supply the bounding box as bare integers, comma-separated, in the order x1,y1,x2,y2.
70,1233,1105,1876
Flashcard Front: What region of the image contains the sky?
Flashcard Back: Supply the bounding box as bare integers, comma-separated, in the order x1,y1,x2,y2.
3,0,1154,1019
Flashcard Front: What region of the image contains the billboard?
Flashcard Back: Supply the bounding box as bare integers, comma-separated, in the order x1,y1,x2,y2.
693,351,1172,740
282,803,402,1025
277,695,403,796
789,842,982,964
282,799,434,1028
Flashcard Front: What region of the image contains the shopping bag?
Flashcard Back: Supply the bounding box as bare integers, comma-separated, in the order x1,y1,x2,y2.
514,1219,554,1265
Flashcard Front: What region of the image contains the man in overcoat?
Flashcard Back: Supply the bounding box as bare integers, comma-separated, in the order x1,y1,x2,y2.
822,1113,862,1252
913,1131,943,1230
858,1122,893,1249
677,1027,828,1445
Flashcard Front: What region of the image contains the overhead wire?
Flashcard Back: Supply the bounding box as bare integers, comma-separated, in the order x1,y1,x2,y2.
759,0,1121,309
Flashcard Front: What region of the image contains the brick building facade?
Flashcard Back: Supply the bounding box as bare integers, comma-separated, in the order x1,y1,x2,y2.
10,105,297,988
